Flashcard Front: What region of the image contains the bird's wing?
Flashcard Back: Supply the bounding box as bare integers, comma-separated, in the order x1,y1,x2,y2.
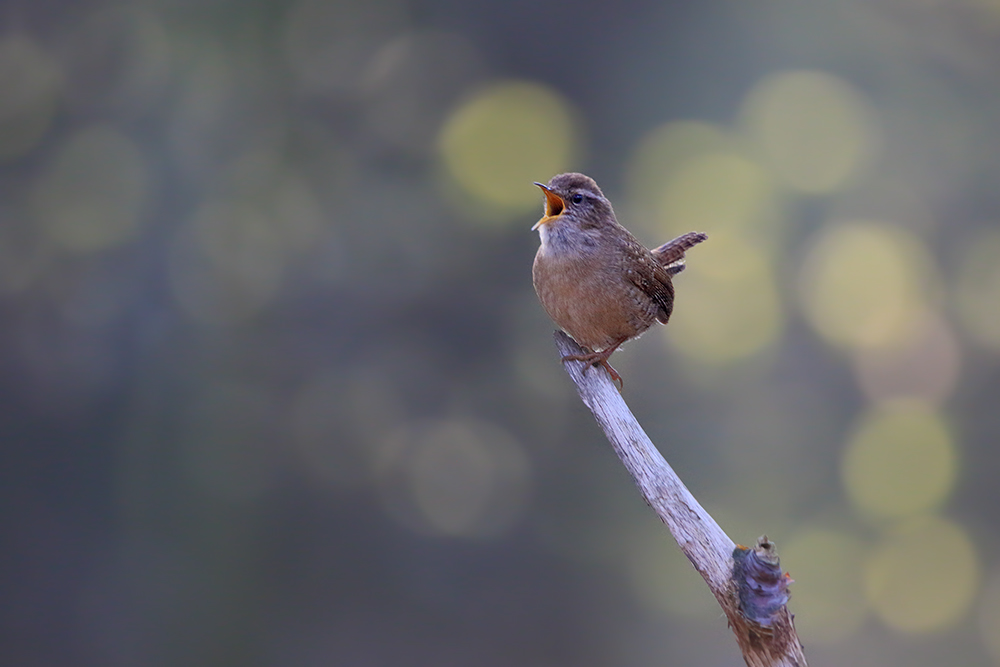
647,264,676,325
624,242,676,325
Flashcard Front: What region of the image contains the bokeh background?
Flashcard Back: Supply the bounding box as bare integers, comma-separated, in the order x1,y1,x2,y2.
2,0,1000,665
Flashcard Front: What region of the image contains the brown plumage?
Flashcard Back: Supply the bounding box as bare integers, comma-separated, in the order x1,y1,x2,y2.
531,172,706,388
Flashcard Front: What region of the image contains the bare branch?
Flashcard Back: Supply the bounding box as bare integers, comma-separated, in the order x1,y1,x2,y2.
554,331,807,667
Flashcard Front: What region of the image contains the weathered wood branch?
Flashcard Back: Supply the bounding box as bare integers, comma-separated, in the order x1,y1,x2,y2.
554,331,807,667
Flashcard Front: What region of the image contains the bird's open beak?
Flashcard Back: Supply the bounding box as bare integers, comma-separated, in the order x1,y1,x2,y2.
532,182,565,230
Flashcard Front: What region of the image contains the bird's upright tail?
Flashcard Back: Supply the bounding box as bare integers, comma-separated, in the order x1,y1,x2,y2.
651,231,708,276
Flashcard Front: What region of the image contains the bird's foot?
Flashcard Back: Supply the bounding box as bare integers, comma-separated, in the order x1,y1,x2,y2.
560,346,624,391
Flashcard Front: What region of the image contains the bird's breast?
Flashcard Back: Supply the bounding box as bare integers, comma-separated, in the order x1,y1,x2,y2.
532,243,659,351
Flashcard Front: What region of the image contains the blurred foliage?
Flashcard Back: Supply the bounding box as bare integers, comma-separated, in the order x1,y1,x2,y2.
2,0,1000,666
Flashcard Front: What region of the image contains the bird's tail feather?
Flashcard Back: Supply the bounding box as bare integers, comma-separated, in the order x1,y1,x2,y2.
651,231,708,269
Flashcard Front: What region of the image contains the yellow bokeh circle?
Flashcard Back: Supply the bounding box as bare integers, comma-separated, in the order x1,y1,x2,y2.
666,234,782,364
439,80,580,212
742,69,876,193
852,311,961,406
625,120,731,218
799,221,935,350
865,515,979,633
780,528,868,644
841,402,957,520
657,151,778,243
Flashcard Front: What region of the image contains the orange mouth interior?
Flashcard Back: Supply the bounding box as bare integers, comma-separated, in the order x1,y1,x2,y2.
532,183,565,230
543,190,564,217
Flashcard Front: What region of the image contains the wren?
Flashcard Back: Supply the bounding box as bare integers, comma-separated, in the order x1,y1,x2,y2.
531,172,707,388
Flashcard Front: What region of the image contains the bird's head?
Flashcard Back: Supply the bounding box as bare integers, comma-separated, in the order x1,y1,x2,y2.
532,173,614,234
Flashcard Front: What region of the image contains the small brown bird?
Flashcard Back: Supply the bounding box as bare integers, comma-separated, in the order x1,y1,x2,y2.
532,172,706,388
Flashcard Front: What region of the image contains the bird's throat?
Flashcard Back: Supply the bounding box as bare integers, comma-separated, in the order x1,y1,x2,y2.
537,220,601,257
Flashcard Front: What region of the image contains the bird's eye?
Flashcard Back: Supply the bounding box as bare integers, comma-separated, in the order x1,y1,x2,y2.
571,193,584,204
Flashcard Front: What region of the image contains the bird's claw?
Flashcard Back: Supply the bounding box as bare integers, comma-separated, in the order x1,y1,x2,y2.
598,359,624,391
560,352,624,391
